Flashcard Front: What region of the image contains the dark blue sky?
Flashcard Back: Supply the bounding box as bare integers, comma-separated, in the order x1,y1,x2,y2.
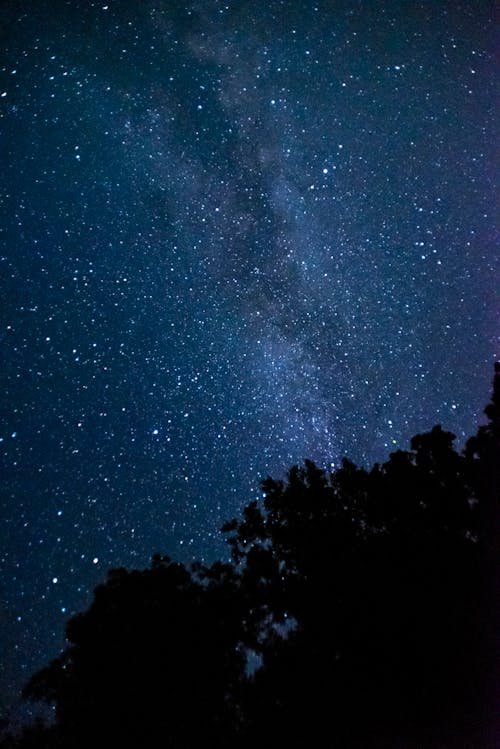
1,0,497,717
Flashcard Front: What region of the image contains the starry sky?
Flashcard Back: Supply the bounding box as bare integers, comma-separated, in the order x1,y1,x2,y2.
1,0,498,717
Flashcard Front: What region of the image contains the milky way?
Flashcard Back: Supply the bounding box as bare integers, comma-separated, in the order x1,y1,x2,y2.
1,0,497,715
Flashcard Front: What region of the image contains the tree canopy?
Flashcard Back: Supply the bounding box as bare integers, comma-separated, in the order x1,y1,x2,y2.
2,364,498,748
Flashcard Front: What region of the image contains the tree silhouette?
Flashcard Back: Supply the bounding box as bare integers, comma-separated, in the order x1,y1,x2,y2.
224,426,484,747
3,364,498,748
464,361,500,747
18,557,246,748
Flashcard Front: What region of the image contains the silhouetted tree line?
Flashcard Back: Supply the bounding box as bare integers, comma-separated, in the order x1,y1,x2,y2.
2,364,499,748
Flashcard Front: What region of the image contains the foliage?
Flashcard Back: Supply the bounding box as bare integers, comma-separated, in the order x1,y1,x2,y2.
3,365,498,748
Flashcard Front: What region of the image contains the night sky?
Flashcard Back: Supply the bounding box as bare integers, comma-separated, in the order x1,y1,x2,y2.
1,0,497,716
